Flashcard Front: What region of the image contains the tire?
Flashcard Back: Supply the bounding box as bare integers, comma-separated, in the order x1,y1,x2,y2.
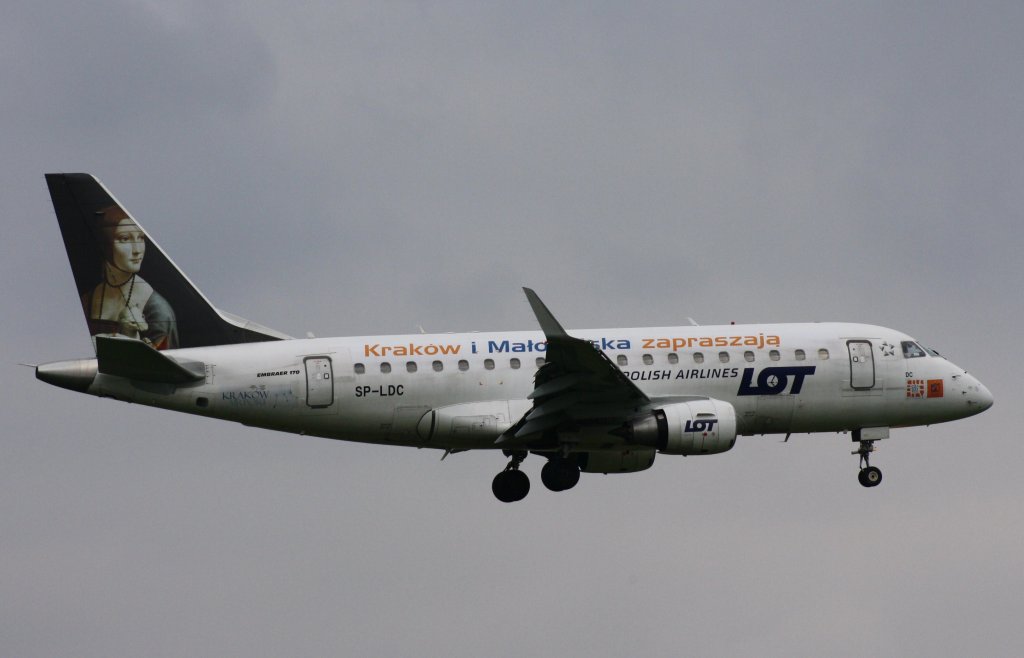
492,469,530,502
858,466,883,488
541,459,581,492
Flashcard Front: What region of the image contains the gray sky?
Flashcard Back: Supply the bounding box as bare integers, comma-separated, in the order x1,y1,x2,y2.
3,2,1023,656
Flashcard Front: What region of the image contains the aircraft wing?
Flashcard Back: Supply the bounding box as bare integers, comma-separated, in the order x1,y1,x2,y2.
498,289,650,445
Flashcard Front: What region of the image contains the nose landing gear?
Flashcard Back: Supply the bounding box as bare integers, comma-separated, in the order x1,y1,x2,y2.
851,428,888,488
853,440,883,488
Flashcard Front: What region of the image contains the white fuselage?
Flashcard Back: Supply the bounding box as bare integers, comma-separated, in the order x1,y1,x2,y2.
83,322,992,451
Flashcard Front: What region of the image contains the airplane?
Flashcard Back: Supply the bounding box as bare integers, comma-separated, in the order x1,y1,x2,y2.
36,173,994,502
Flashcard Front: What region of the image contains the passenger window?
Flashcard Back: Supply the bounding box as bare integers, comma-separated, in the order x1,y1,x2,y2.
642,354,653,365
668,352,679,364
354,363,365,375
380,362,391,374
744,351,755,362
510,358,521,369
617,355,628,367
484,358,495,370
769,350,780,361
535,357,545,368
432,360,443,372
458,360,469,372
719,351,730,363
694,352,704,364
902,341,927,358
818,349,830,360
795,349,806,361
406,362,417,373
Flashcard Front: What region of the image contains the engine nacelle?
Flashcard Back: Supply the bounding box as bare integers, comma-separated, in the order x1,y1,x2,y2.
578,448,656,474
625,399,737,455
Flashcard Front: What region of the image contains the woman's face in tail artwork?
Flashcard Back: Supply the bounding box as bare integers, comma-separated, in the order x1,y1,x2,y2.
109,218,146,274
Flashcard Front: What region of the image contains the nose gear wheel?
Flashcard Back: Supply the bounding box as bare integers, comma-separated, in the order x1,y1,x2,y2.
853,440,883,488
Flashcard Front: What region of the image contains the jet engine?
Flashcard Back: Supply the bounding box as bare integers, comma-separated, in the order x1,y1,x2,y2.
622,399,737,455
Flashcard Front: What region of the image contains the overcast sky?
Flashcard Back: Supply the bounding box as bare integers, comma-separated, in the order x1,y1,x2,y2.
3,2,1023,656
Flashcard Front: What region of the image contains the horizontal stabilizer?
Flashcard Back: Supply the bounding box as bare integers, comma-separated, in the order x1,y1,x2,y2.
96,336,205,384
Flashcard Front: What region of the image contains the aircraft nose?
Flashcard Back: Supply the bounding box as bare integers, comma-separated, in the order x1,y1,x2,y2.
976,381,994,411
966,376,994,412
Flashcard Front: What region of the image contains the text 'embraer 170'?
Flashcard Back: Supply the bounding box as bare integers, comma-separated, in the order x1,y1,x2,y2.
35,174,993,502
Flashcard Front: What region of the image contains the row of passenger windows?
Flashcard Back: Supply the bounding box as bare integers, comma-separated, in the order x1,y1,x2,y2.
354,356,542,375
619,348,828,366
352,348,831,375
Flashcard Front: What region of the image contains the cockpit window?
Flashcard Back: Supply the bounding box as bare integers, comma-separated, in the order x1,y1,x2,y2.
902,341,927,358
925,346,942,357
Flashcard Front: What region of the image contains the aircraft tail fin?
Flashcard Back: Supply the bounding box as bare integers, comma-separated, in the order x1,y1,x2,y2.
45,173,291,352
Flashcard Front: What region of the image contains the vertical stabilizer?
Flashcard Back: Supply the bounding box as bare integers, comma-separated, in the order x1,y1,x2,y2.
45,173,289,351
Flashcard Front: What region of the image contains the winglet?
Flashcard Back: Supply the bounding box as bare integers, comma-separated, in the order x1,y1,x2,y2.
523,288,569,340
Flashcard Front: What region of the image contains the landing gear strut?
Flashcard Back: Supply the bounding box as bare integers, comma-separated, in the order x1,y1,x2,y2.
854,440,883,488
492,450,530,503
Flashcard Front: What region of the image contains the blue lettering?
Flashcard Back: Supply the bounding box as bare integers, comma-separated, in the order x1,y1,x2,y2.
488,339,548,353
737,366,816,396
684,418,718,433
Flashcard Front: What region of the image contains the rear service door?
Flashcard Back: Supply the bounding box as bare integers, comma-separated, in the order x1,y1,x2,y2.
304,357,334,408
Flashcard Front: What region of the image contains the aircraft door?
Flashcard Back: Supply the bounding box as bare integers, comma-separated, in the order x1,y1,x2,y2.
847,340,875,390
304,356,334,408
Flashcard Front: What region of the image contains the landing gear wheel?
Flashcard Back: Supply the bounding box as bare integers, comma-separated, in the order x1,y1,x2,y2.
858,466,882,488
492,451,529,503
853,438,883,488
541,459,581,492
492,469,530,502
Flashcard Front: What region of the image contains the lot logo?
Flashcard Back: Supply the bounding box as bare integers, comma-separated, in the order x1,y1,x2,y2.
737,366,816,396
684,418,718,433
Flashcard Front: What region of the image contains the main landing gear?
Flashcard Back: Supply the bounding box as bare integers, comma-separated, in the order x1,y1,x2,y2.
492,451,582,502
492,451,530,503
541,457,580,492
854,439,883,488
